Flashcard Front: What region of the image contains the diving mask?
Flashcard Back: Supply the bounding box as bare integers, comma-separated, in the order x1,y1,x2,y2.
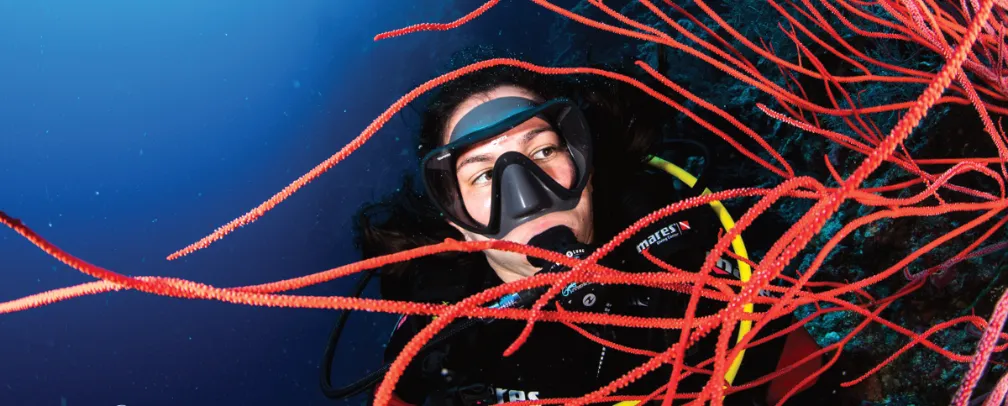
420,96,593,239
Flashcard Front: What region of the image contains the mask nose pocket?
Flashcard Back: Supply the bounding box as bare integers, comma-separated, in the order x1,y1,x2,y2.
500,164,551,218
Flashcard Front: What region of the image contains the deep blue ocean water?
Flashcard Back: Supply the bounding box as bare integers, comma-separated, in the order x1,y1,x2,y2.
0,1,575,405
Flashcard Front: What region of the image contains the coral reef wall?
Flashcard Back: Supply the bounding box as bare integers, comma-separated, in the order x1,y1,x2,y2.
547,1,1008,404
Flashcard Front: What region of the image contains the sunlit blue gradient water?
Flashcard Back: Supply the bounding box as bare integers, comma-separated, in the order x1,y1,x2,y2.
0,1,573,405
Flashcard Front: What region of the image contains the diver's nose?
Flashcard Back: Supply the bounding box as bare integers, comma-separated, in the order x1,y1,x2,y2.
500,164,550,218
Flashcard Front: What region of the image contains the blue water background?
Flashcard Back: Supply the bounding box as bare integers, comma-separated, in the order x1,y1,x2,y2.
0,1,574,405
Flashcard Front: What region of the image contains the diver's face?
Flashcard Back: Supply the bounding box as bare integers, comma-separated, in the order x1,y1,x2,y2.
442,85,595,283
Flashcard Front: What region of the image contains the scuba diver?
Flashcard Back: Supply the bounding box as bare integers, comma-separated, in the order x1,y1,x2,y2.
320,48,856,405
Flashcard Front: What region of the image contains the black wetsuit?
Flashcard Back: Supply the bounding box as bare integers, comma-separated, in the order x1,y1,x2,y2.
382,277,727,405
375,169,848,406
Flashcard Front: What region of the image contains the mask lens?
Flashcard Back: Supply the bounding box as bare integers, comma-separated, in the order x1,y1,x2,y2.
422,151,483,230
452,126,576,227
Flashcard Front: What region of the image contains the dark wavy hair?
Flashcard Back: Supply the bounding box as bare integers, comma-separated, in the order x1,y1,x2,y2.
351,46,679,303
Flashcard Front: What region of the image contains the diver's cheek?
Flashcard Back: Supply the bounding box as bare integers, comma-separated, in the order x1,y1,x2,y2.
461,199,486,227
544,162,576,189
461,188,494,226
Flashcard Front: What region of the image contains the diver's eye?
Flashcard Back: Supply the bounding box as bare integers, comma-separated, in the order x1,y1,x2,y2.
532,145,560,160
471,170,493,186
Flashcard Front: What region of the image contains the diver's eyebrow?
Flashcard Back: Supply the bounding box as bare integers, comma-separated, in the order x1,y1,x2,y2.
519,126,552,146
455,126,554,172
456,154,494,172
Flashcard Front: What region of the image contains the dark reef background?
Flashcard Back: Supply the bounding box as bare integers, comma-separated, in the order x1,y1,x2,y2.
544,1,1008,404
